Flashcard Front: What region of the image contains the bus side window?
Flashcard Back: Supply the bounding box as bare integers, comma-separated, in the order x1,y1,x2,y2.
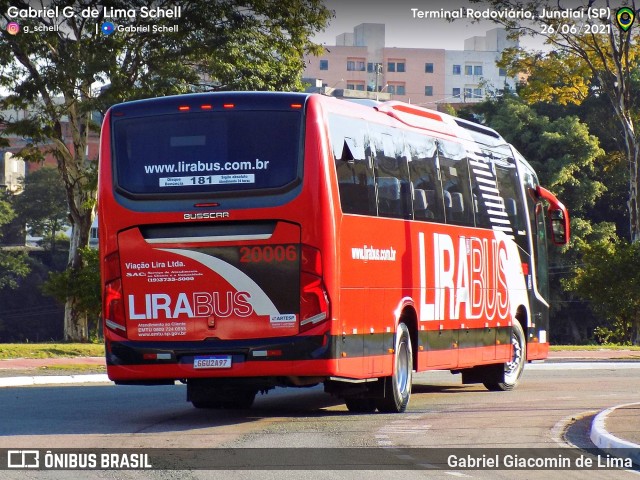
495,160,527,239
329,115,377,216
505,197,518,225
467,154,494,229
406,132,444,222
370,125,412,219
438,140,475,227
413,189,435,220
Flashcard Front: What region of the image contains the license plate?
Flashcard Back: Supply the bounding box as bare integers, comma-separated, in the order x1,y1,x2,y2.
193,355,232,369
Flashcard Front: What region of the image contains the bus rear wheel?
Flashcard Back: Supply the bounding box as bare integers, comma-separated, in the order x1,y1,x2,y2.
376,323,413,413
484,321,526,391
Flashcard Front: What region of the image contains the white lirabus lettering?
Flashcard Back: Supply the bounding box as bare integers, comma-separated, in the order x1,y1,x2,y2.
454,236,470,320
435,233,455,321
419,232,435,321
419,232,510,322
127,291,253,320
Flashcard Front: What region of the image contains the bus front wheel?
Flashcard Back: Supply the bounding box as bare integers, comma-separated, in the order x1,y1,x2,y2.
484,321,526,391
377,322,413,413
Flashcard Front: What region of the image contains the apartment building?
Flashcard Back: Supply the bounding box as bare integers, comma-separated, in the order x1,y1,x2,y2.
304,24,517,109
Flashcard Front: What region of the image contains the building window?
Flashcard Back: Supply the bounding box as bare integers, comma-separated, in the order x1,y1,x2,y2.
499,68,507,77
347,82,365,91
453,88,461,98
464,88,473,99
319,60,328,71
465,65,473,76
388,61,406,73
424,86,433,96
388,83,406,95
474,88,482,99
474,65,483,76
368,62,382,73
453,64,461,75
347,59,365,71
425,63,434,73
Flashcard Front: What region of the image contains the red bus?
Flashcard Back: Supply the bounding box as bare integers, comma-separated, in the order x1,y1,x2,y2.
98,92,569,413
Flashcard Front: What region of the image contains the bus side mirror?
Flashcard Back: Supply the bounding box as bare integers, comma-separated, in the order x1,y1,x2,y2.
536,186,570,246
549,208,568,245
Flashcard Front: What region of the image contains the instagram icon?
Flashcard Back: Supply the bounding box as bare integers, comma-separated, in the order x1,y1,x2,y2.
6,22,20,35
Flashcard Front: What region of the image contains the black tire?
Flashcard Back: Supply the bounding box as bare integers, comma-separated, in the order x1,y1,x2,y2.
484,321,526,391
377,322,413,413
345,397,377,413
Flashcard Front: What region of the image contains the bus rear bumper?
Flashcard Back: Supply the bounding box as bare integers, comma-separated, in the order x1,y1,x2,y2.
106,334,337,382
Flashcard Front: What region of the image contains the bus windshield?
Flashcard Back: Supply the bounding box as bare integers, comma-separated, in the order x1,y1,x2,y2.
112,110,302,196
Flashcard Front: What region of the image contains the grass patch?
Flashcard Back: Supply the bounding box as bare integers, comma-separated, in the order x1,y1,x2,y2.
37,364,106,372
0,343,104,359
550,345,640,351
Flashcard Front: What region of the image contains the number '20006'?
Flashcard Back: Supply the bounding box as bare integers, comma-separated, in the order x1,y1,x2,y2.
239,245,297,263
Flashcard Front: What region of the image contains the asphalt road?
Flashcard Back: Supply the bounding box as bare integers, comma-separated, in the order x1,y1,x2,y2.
1,362,639,479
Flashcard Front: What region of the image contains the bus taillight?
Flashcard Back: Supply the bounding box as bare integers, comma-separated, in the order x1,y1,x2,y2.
104,252,126,335
105,278,126,334
300,245,330,333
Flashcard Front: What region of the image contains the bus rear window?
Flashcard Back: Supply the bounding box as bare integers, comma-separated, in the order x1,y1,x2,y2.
112,110,302,196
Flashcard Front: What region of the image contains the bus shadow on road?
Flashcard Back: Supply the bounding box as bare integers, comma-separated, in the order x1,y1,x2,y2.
410,382,482,394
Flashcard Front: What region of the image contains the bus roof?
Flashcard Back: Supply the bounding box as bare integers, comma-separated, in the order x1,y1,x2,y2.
109,91,511,153
109,91,311,117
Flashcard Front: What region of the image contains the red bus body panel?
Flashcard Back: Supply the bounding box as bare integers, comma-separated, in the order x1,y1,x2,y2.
99,93,547,384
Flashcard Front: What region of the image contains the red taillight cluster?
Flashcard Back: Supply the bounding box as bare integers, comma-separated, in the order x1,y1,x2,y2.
177,103,303,111
299,245,330,333
104,252,126,335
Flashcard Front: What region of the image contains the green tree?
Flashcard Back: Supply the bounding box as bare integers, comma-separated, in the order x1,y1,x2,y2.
0,0,331,341
472,94,605,217
471,0,640,242
0,196,29,289
563,232,640,345
14,167,69,254
43,247,101,341
468,94,609,343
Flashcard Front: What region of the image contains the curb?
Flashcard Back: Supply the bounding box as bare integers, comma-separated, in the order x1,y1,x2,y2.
0,374,110,388
590,403,640,467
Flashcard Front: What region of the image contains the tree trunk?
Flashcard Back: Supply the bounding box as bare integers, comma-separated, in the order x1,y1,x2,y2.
630,138,640,243
632,313,640,346
63,205,93,342
628,152,640,242
64,295,88,342
616,102,640,242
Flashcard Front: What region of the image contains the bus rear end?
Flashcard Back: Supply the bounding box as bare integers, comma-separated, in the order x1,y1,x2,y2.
98,93,333,407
